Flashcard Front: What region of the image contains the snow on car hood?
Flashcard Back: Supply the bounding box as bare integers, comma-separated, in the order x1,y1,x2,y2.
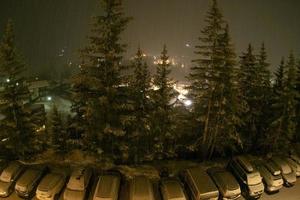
63,188,85,200
38,173,61,192
0,181,11,194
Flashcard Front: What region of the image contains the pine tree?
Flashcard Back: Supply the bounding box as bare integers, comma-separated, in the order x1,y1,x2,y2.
151,45,176,159
188,0,241,159
0,20,36,159
129,47,151,162
70,0,131,161
49,105,67,155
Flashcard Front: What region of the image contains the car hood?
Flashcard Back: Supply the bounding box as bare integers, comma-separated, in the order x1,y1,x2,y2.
38,174,61,192
63,188,85,200
282,172,296,183
0,181,11,193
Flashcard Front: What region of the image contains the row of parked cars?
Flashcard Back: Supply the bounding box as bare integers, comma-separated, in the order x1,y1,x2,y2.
0,153,299,200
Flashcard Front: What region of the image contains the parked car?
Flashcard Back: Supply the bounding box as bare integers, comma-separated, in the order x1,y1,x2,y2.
285,158,300,177
15,165,48,198
129,176,155,200
290,154,300,165
160,178,187,200
36,172,67,200
93,173,121,200
181,167,219,200
271,157,296,186
63,167,92,200
0,161,23,197
207,167,241,200
228,155,264,199
253,161,283,193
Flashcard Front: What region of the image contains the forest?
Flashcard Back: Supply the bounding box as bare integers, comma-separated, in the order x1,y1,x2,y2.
0,0,299,164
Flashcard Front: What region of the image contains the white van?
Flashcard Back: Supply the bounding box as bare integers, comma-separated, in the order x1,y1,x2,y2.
93,174,121,200
228,156,264,198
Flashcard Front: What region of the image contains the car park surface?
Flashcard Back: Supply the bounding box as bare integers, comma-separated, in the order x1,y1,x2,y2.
1,157,300,200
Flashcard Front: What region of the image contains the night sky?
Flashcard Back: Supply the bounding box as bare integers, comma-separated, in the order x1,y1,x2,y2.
0,0,299,80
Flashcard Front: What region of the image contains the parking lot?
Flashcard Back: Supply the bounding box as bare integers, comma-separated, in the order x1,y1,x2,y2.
0,177,299,200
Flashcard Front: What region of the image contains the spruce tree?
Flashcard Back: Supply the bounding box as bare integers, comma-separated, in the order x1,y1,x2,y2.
129,47,151,162
238,44,265,152
256,43,272,149
268,58,286,151
70,0,131,161
284,53,297,141
215,24,243,155
49,105,67,155
188,0,241,158
0,20,35,159
151,45,176,159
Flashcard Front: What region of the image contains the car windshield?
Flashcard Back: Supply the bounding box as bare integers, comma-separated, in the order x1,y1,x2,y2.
247,172,261,186
281,165,292,174
67,176,84,191
273,175,282,180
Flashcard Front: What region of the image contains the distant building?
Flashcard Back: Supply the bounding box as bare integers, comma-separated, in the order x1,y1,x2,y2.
27,80,50,101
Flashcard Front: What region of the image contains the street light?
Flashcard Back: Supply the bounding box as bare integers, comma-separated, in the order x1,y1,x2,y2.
47,96,52,101
184,99,192,107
